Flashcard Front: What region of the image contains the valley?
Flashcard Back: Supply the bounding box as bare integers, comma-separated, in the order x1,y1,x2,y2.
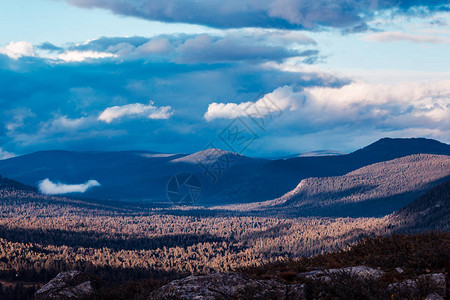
0,138,449,298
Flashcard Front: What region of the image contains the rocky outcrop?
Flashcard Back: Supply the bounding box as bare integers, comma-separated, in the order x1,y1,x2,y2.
297,265,385,281
297,266,447,299
389,273,447,299
36,269,448,299
150,272,306,300
425,293,445,300
35,271,97,300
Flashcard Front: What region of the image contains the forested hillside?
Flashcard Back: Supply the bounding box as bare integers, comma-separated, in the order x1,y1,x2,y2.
218,154,450,217
389,179,450,232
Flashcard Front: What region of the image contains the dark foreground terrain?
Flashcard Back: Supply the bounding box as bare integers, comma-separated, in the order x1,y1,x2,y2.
33,232,450,299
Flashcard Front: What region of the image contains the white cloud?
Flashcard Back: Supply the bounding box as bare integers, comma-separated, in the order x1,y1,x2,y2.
39,179,101,195
301,81,450,128
365,32,450,44
302,81,450,110
0,148,16,160
204,86,297,121
0,41,36,59
57,50,117,62
51,116,88,128
148,106,174,119
98,101,173,123
35,116,92,136
206,80,450,132
0,41,119,62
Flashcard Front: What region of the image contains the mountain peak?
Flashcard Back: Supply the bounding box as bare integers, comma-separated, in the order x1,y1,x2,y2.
170,148,247,164
367,137,447,147
356,137,450,156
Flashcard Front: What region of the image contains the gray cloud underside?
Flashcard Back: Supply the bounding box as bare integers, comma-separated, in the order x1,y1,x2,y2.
65,0,450,31
67,33,318,64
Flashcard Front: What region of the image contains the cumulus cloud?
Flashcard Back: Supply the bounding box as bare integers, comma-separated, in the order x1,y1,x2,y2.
66,33,318,64
206,80,450,139
63,0,450,31
0,41,36,59
98,101,173,123
0,149,16,160
303,81,449,107
34,116,93,138
269,81,450,129
365,31,450,44
39,179,101,194
177,34,315,63
204,86,297,121
57,50,117,62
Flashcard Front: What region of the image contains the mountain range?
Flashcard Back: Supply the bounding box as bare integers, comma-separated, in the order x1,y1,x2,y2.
0,137,449,212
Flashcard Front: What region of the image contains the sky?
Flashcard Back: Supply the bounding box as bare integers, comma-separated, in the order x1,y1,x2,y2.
0,0,449,158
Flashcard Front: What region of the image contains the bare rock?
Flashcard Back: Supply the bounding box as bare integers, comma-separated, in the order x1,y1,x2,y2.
35,271,97,300
150,272,306,300
425,292,445,300
297,265,385,281
389,273,446,298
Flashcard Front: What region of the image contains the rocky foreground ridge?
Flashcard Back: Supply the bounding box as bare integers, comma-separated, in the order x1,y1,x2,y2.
35,267,448,299
34,232,450,299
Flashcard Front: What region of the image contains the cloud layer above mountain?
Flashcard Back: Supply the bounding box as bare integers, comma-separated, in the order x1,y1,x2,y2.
1,30,449,155
0,0,449,155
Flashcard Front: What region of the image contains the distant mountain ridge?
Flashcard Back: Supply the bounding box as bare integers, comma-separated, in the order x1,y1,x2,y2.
0,137,449,206
298,150,346,157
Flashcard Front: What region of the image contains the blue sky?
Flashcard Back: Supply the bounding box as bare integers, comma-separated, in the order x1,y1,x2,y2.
0,0,449,158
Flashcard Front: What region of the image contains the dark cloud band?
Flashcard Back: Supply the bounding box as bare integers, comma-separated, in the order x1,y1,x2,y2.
65,0,450,31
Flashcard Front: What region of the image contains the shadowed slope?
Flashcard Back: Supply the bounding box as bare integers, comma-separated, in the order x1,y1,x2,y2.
390,179,450,232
